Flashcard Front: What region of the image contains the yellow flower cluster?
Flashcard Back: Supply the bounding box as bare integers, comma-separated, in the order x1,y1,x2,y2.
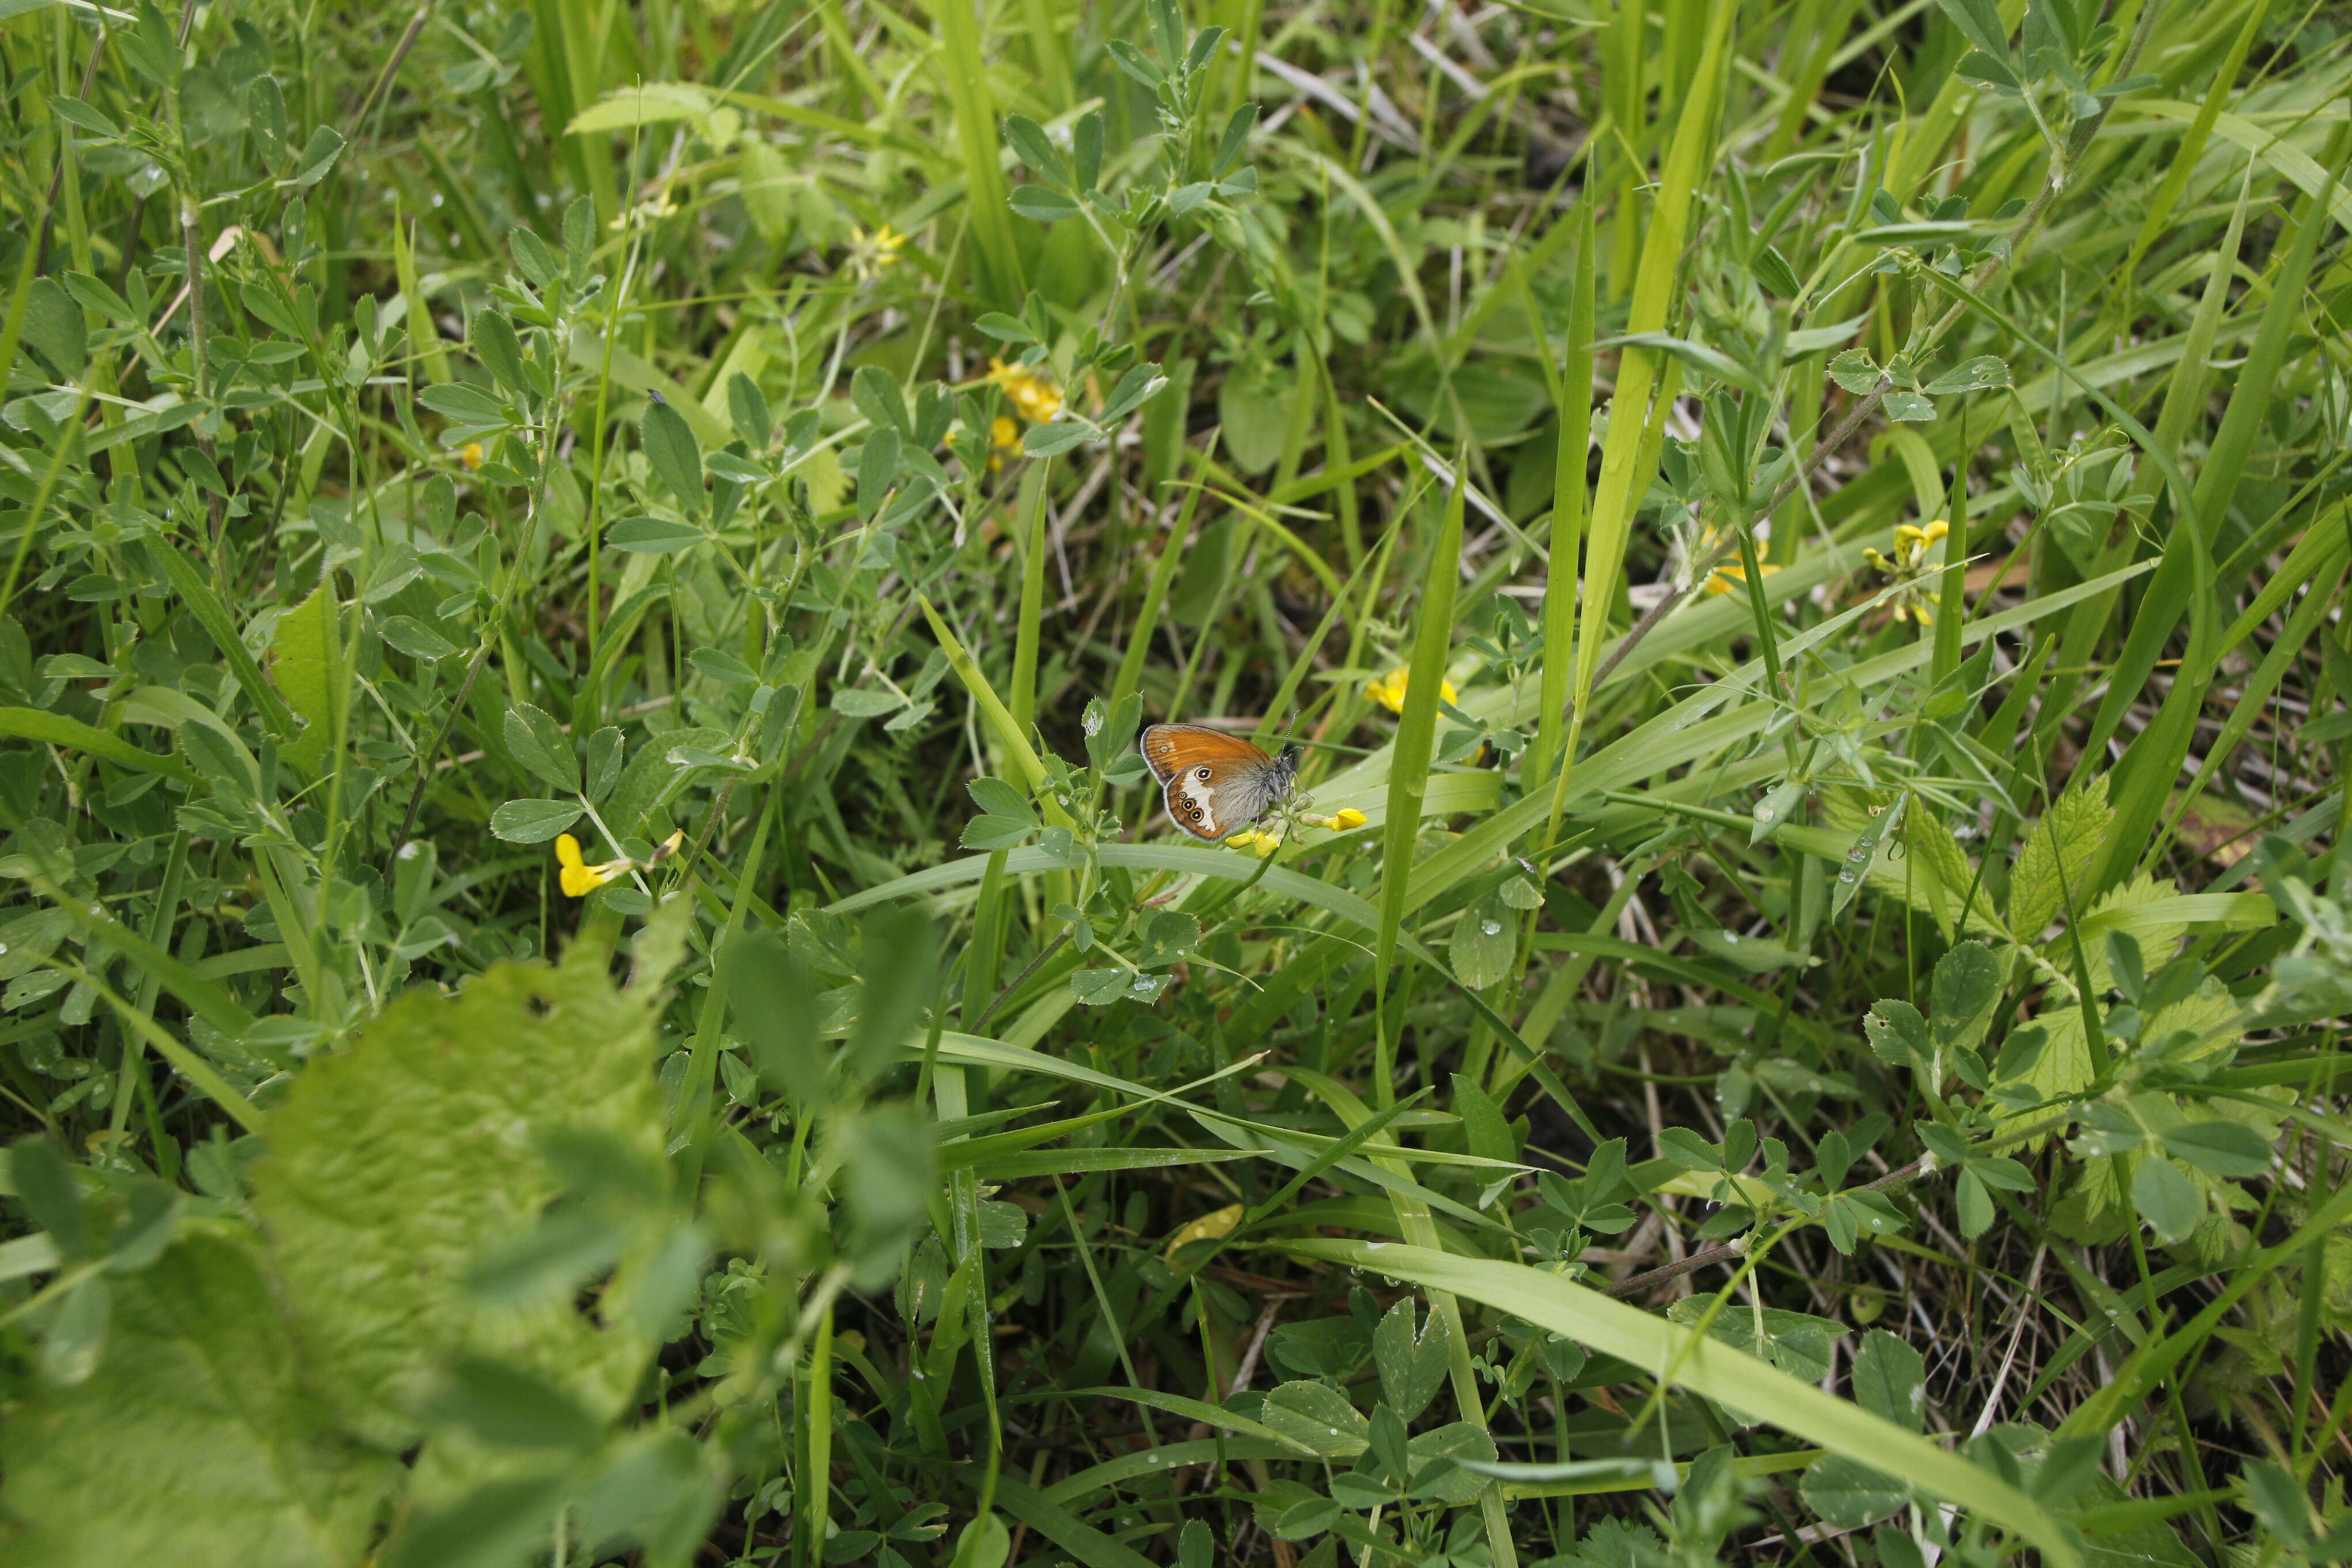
1364,666,1457,714
849,223,907,275
1862,518,1950,624
1695,526,1782,597
1225,826,1284,857
986,357,1064,424
1227,807,1366,857
554,830,684,898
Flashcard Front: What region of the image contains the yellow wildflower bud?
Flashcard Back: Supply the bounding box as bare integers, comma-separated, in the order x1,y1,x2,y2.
461,442,484,471
1330,808,1367,831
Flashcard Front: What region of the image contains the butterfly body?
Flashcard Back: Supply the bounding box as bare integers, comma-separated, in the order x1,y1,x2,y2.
1140,723,1299,840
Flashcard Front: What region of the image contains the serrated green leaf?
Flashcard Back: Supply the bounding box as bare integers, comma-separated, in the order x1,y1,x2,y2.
0,1224,395,1566
2008,778,2111,941
251,934,668,1446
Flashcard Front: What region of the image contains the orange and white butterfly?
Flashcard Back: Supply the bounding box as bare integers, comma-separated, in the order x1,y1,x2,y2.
1140,723,1299,841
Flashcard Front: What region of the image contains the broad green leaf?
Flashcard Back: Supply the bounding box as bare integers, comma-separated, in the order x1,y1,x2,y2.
1449,1073,1516,1166
502,703,579,795
1930,942,2003,1058
269,586,336,772
607,516,705,553
2131,1155,2202,1242
1261,1378,1371,1457
1864,1000,1929,1068
1803,1454,1910,1530
641,401,704,507
380,616,459,662
1850,1329,1925,1431
0,1224,394,1566
2009,778,2111,942
488,799,582,843
251,934,668,1446
1407,1421,1499,1503
1373,1296,1452,1421
1449,891,1515,990
2161,1121,2271,1178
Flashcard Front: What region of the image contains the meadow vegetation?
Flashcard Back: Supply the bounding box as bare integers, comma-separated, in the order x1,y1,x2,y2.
0,0,2349,1561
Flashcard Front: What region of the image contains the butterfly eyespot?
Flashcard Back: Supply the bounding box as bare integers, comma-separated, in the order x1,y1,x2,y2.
1196,767,1211,780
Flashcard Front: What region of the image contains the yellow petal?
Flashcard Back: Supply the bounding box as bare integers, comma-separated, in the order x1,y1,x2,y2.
1164,1203,1245,1271
1924,518,1949,542
1332,808,1367,830
556,834,585,869
559,865,599,898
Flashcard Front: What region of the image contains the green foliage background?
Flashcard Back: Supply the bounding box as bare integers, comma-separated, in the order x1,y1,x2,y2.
0,0,2349,1561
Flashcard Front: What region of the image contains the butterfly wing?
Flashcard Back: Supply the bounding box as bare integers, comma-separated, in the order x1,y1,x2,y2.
1140,724,1288,840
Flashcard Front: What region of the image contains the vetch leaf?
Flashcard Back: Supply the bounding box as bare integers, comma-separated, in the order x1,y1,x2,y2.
2131,1154,2202,1242
642,400,704,508
1373,1297,1452,1422
381,615,459,662
489,799,583,843
1925,356,2012,395
1260,1379,1371,1457
2162,1121,2271,1178
503,703,579,794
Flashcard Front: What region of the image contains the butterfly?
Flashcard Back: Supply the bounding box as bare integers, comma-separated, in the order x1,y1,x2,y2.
1140,723,1300,841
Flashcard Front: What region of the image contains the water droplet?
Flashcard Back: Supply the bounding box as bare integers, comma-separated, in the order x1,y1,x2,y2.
0,943,9,956
1722,932,1739,944
1752,805,1774,822
1480,918,1502,936
1365,1242,1386,1250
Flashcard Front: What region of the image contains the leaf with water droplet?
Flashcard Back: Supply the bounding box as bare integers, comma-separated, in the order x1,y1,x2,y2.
1449,890,1516,991
1751,775,1807,846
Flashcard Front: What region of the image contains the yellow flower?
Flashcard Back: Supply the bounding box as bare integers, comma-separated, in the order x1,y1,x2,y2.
986,413,1020,474
851,223,908,274
1365,666,1458,715
1692,526,1782,596
985,357,1064,425
1225,826,1282,857
461,442,484,471
1861,518,1950,624
554,833,631,898
1329,808,1367,831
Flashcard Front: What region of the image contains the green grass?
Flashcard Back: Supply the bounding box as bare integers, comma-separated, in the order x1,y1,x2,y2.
1,0,2350,1562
